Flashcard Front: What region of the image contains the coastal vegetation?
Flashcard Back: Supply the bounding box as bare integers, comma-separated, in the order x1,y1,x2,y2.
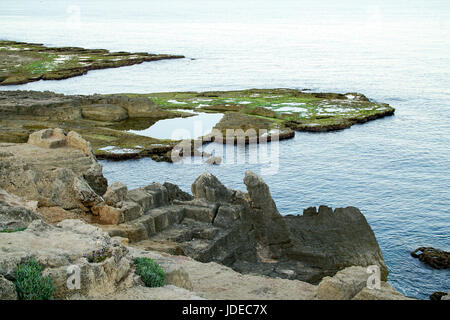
0,227,26,233
14,259,54,300
134,257,166,288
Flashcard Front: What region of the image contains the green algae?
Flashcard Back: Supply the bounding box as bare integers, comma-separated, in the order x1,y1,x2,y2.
0,89,395,162
127,89,395,133
0,40,184,85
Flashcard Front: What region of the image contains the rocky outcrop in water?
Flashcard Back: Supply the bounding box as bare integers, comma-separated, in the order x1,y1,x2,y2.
0,40,184,86
0,91,181,162
430,291,449,301
411,247,449,269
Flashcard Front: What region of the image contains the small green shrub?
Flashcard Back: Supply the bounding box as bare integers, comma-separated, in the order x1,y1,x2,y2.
134,257,165,288
14,259,54,300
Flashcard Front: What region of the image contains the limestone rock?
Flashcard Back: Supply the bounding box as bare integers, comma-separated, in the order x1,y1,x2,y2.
353,282,414,300
163,182,193,203
191,172,232,203
0,130,107,210
133,240,184,256
118,171,389,285
285,206,388,282
316,266,412,300
112,236,129,246
101,285,204,300
0,276,17,300
213,205,240,228
27,128,66,149
143,183,169,208
103,182,128,206
128,249,317,300
0,219,134,299
0,188,40,229
243,170,292,258
66,131,95,157
92,203,121,225
81,104,129,122
73,177,102,209
317,266,370,300
114,96,159,118
116,201,144,223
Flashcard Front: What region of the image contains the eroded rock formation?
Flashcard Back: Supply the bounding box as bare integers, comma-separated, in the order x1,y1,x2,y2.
98,169,388,283
0,129,401,299
0,129,107,215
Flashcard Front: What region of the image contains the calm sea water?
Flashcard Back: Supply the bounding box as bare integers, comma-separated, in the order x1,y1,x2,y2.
1,0,449,299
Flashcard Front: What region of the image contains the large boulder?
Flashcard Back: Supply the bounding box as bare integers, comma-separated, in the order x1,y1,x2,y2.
0,188,40,230
317,266,413,300
352,282,414,300
0,129,107,212
81,104,129,122
0,219,133,299
103,182,128,207
191,172,233,203
285,206,388,282
317,266,370,300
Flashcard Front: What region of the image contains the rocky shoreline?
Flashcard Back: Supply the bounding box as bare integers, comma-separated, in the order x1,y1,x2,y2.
0,40,184,85
0,88,395,163
0,128,414,300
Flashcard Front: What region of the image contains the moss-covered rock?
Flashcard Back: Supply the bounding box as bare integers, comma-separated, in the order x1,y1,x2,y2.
0,88,395,162
0,40,184,86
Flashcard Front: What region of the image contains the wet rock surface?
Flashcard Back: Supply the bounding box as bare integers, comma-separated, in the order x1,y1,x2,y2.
430,291,449,300
411,247,449,269
0,40,184,86
0,91,181,162
0,88,395,164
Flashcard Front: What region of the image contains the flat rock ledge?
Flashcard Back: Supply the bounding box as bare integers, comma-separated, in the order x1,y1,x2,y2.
0,218,409,300
0,130,412,299
0,40,184,86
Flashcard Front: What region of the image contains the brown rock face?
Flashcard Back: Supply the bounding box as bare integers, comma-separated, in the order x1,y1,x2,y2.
0,129,107,212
